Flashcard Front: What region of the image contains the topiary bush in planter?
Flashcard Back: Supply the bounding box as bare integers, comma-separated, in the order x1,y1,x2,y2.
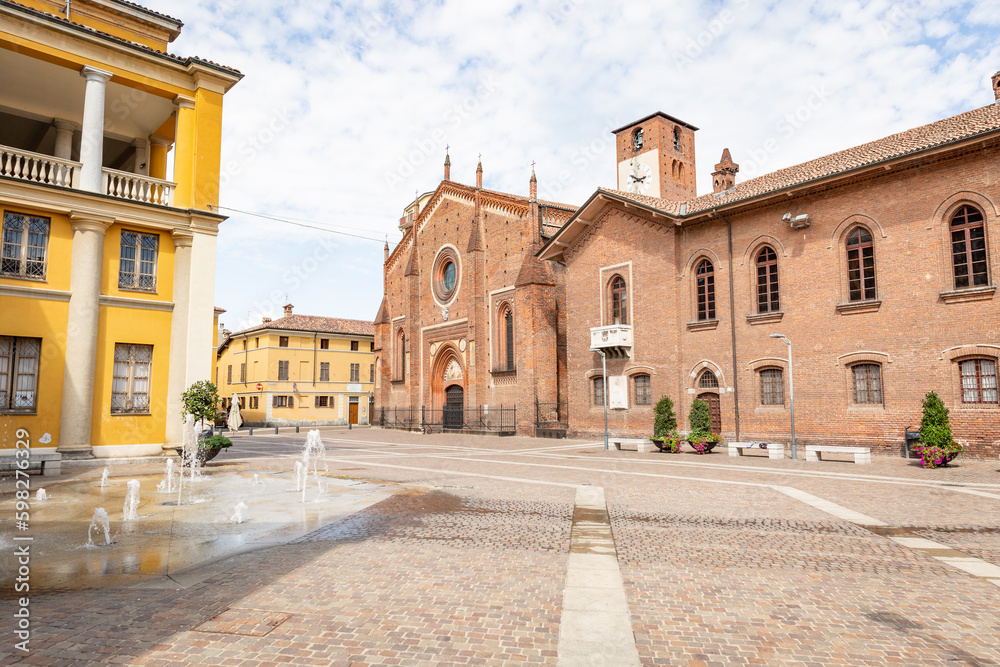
914,391,962,468
651,395,681,451
687,399,722,454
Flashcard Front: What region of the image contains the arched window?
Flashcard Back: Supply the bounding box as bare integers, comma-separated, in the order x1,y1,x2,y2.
756,247,779,313
609,275,628,324
395,329,405,380
959,358,998,403
673,127,681,151
760,368,783,405
696,260,715,320
698,370,719,389
950,205,988,289
851,364,882,404
632,128,643,151
496,303,515,372
846,227,876,301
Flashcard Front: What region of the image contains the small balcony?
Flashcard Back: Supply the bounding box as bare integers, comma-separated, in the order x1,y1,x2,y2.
590,324,633,359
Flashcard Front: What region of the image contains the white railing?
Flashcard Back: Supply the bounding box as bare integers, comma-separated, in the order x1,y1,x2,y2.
0,144,80,188
102,168,175,206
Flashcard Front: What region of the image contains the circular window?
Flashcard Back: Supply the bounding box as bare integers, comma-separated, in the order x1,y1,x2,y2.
432,247,460,304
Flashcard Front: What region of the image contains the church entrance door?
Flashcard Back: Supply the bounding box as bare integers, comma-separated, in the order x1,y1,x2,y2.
444,385,464,429
697,392,721,433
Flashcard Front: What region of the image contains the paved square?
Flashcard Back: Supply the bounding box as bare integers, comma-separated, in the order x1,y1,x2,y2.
2,428,999,665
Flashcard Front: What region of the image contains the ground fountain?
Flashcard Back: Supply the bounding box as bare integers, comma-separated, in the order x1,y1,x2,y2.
123,480,140,521
87,508,111,546
35,488,47,501
294,461,304,492
176,414,199,505
156,459,177,492
252,473,260,486
100,467,109,489
229,501,249,524
299,430,328,503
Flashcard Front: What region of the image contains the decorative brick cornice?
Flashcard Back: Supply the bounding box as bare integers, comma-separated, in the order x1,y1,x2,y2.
941,344,1000,362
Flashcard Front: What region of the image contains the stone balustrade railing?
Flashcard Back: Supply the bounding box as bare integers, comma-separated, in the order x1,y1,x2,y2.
0,144,80,188
102,168,176,206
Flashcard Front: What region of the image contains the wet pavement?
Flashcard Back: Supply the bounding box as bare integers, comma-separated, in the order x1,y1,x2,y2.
2,428,999,665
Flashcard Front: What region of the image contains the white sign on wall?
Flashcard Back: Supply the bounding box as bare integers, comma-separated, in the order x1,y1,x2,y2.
609,375,627,409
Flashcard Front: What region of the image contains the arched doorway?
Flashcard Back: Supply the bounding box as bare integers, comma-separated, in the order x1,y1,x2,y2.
444,385,464,429
696,369,722,433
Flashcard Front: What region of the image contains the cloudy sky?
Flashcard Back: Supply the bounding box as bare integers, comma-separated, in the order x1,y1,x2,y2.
165,0,1000,331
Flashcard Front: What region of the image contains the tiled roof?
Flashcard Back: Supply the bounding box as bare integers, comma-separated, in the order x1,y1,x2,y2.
107,0,182,26
234,314,374,337
1,0,241,75
607,103,1000,217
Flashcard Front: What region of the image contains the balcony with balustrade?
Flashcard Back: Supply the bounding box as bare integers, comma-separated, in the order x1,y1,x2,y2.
0,46,179,208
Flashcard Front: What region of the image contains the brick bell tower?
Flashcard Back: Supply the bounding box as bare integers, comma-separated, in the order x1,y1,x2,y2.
613,112,698,200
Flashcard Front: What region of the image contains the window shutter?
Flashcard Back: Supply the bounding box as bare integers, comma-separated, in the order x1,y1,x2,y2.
272,395,278,407
288,396,294,408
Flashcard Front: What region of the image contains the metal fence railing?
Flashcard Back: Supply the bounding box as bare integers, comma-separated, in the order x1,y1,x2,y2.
372,405,517,435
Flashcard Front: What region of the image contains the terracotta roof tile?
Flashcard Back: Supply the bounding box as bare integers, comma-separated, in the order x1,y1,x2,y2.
234,315,374,337
107,0,182,25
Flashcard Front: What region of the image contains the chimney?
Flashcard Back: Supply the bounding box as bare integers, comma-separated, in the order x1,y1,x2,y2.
283,303,293,317
222,328,231,338
262,317,272,324
711,148,739,194
993,71,1000,103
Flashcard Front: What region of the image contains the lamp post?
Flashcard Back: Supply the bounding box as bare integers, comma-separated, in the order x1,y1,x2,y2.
589,348,609,450
769,333,796,459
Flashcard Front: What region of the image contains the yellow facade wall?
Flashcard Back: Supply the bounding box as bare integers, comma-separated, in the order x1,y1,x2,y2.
0,206,72,293
99,224,175,301
89,305,172,448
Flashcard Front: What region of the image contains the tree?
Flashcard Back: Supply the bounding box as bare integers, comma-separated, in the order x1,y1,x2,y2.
652,395,678,438
181,380,220,429
688,399,712,436
919,391,954,449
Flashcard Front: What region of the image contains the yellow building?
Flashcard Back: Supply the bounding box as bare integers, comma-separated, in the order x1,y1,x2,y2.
0,0,241,457
216,305,375,426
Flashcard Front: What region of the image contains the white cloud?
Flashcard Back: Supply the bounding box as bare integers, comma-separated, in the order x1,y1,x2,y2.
161,0,999,329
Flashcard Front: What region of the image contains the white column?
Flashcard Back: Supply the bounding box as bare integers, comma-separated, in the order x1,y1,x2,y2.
53,120,78,160
58,212,113,458
164,230,193,449
78,65,113,193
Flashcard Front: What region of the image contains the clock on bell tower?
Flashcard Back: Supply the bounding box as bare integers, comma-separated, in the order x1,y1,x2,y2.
613,112,698,201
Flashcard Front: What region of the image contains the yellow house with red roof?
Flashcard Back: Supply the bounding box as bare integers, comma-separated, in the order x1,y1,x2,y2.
216,305,375,426
0,0,241,458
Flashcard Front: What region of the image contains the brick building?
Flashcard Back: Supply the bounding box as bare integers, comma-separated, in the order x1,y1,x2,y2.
373,156,575,435
538,74,1000,459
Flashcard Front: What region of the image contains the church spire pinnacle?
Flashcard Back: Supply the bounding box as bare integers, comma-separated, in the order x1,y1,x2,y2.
444,145,451,181
476,154,483,189
529,161,537,201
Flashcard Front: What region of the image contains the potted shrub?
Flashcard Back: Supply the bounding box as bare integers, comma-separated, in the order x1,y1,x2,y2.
192,434,233,466
181,380,221,436
914,391,963,468
651,396,681,452
687,399,721,454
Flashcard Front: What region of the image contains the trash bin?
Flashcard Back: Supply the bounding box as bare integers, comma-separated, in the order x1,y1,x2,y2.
903,428,920,458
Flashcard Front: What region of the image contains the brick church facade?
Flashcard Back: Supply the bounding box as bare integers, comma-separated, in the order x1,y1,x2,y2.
377,72,1000,458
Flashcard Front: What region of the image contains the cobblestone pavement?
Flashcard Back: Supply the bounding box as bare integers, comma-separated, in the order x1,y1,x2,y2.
2,428,999,665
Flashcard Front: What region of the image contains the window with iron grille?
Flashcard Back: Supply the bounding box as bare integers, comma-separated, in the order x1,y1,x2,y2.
699,370,719,388
279,336,289,347
759,368,783,406
315,395,328,407
111,343,153,414
951,206,989,289
351,340,359,351
320,362,330,382
0,336,41,413
696,260,715,320
351,363,360,382
852,364,882,404
240,363,246,383
846,227,876,301
610,275,628,324
960,358,998,404
278,360,289,381
756,247,780,313
320,338,329,349
634,374,651,405
118,230,158,291
227,365,232,384
1,212,49,280
593,376,605,406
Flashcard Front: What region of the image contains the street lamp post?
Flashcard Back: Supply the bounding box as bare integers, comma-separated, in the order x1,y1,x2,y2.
589,348,609,450
769,333,796,459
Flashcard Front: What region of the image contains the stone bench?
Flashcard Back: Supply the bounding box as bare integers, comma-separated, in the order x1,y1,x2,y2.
609,438,650,453
804,445,871,465
728,442,784,460
0,452,62,476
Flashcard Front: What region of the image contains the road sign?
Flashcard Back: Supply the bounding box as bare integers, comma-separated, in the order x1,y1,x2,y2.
256,383,263,391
